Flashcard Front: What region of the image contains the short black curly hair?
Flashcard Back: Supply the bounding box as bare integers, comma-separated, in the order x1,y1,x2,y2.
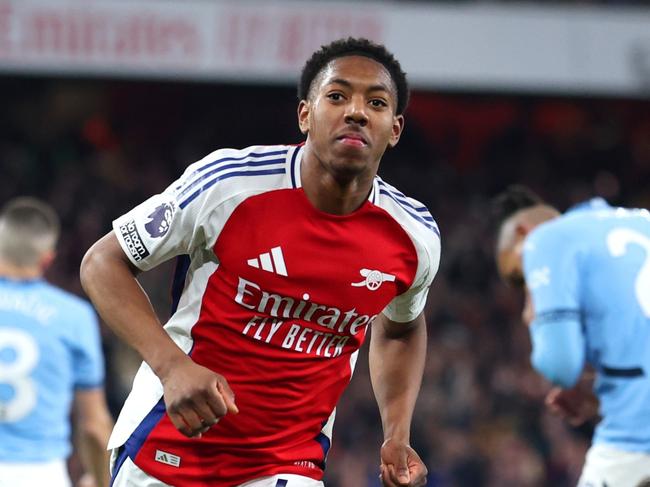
298,37,409,115
491,185,544,228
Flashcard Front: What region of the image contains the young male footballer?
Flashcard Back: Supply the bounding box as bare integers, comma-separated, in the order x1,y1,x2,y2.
82,37,440,487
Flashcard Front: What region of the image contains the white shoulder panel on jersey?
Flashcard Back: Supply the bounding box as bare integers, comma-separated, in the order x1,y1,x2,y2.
373,177,441,323
112,144,300,272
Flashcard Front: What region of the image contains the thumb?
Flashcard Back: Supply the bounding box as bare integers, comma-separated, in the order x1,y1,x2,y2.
217,381,239,414
395,452,411,485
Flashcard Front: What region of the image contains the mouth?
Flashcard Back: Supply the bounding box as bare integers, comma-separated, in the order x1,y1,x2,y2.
336,133,368,148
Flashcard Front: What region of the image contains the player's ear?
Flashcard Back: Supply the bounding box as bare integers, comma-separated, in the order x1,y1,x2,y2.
298,100,311,134
39,249,56,272
387,114,404,148
515,221,532,238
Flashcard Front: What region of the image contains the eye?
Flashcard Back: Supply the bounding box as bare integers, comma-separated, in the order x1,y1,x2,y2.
370,99,388,108
507,273,526,289
327,92,344,102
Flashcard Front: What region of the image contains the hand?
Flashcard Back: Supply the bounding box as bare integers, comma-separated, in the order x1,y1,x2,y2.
379,438,427,487
161,356,238,438
545,386,599,426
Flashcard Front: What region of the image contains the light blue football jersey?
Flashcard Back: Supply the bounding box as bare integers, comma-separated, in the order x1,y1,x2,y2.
0,277,104,462
524,198,650,452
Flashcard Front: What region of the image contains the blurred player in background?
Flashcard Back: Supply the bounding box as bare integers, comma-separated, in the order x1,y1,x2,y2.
0,197,113,487
81,37,439,487
494,186,650,486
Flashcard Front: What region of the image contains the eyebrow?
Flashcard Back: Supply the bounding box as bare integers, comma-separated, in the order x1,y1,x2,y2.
326,78,391,94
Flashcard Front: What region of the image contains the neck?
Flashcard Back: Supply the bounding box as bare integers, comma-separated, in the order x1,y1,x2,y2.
300,143,377,215
0,260,42,280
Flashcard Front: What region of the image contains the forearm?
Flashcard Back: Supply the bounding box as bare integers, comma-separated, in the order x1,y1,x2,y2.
74,389,114,487
369,314,427,442
80,233,187,378
529,318,585,388
77,416,113,487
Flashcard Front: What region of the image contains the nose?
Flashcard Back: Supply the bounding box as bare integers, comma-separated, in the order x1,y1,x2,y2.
344,95,368,127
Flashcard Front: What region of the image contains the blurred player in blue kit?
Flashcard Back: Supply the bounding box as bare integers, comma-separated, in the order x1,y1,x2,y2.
494,186,650,486
0,198,113,487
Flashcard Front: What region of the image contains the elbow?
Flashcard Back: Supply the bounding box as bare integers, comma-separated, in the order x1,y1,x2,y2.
531,346,583,388
80,242,102,294
80,232,133,294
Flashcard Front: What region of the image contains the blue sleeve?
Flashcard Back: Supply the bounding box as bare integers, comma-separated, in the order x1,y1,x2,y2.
523,223,581,314
524,223,586,387
530,316,585,388
71,303,105,389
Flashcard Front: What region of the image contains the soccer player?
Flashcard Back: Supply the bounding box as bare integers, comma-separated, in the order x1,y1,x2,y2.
493,185,650,486
80,38,440,487
0,197,113,487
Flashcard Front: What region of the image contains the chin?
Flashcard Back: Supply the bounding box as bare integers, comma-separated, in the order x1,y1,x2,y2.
332,145,371,165
329,156,369,177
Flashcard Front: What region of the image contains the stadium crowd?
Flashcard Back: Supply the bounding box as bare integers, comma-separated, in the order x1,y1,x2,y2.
1,76,649,486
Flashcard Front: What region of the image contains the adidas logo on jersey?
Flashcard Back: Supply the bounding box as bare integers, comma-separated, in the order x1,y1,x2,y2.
155,449,181,467
247,246,288,276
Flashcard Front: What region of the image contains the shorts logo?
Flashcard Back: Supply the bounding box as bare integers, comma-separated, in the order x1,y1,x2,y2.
144,203,174,238
351,268,396,291
155,449,181,467
119,220,150,262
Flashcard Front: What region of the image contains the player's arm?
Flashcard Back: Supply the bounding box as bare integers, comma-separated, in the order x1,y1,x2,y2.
80,232,237,438
522,226,586,389
370,312,428,487
527,303,586,388
81,232,187,383
72,387,113,487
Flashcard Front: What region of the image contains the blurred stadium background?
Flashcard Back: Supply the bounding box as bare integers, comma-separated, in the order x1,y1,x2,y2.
2,0,649,485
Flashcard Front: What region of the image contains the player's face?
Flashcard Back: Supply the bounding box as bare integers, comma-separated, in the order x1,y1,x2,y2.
497,244,525,290
298,56,404,178
498,244,536,326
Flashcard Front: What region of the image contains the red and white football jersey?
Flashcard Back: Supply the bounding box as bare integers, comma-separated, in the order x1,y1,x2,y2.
109,144,440,486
